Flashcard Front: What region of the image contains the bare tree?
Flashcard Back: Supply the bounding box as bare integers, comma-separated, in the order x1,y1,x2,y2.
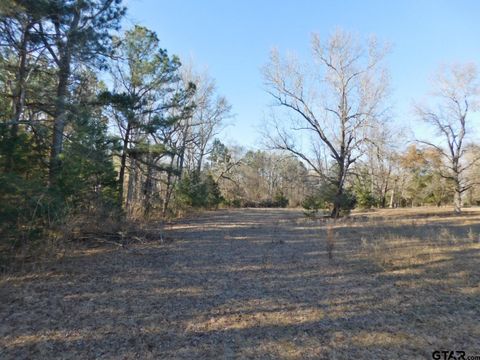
263,29,389,217
415,63,480,214
181,66,231,173
362,123,404,208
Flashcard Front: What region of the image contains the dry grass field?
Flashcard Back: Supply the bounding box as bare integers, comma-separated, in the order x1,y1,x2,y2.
1,207,479,359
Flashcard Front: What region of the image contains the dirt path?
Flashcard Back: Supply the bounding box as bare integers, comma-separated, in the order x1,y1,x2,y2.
1,209,479,359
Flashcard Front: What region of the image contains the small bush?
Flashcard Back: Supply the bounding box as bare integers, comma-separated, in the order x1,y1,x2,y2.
302,183,356,217
355,189,377,209
273,191,289,208
302,194,325,216
175,172,223,211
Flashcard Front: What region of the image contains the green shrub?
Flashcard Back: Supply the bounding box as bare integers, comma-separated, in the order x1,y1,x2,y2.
355,190,377,209
175,172,223,210
273,191,289,208
302,182,356,217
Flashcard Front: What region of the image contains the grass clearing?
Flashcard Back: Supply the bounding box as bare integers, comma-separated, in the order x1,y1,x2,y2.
1,207,479,359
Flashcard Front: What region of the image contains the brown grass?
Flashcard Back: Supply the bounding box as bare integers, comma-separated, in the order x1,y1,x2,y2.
1,206,479,359
0,211,165,274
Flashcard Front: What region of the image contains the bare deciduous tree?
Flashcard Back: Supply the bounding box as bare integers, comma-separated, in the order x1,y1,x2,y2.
362,123,404,208
415,63,480,214
263,29,389,217
181,66,231,173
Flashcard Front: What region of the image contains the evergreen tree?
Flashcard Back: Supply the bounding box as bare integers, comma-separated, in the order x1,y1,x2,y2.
103,25,195,210
35,0,125,184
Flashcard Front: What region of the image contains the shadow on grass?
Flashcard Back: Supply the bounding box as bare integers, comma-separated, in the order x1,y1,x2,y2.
1,208,479,359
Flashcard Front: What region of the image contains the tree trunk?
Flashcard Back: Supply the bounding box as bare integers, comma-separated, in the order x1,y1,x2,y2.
331,176,344,219
178,138,186,180
330,161,347,218
126,157,137,217
118,124,131,206
330,202,341,219
381,174,390,208
5,24,30,172
48,54,71,185
454,187,462,214
47,8,80,186
452,162,462,214
196,151,204,173
331,183,343,219
389,184,396,208
143,155,154,217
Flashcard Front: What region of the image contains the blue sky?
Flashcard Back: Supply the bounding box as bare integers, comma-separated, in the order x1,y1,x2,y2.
125,0,480,148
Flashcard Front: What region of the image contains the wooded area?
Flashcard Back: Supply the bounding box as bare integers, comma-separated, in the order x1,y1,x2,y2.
1,1,480,262
1,0,480,269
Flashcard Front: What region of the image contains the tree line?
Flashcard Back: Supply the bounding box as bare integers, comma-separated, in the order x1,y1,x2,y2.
0,0,234,254
263,30,480,217
1,2,479,260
